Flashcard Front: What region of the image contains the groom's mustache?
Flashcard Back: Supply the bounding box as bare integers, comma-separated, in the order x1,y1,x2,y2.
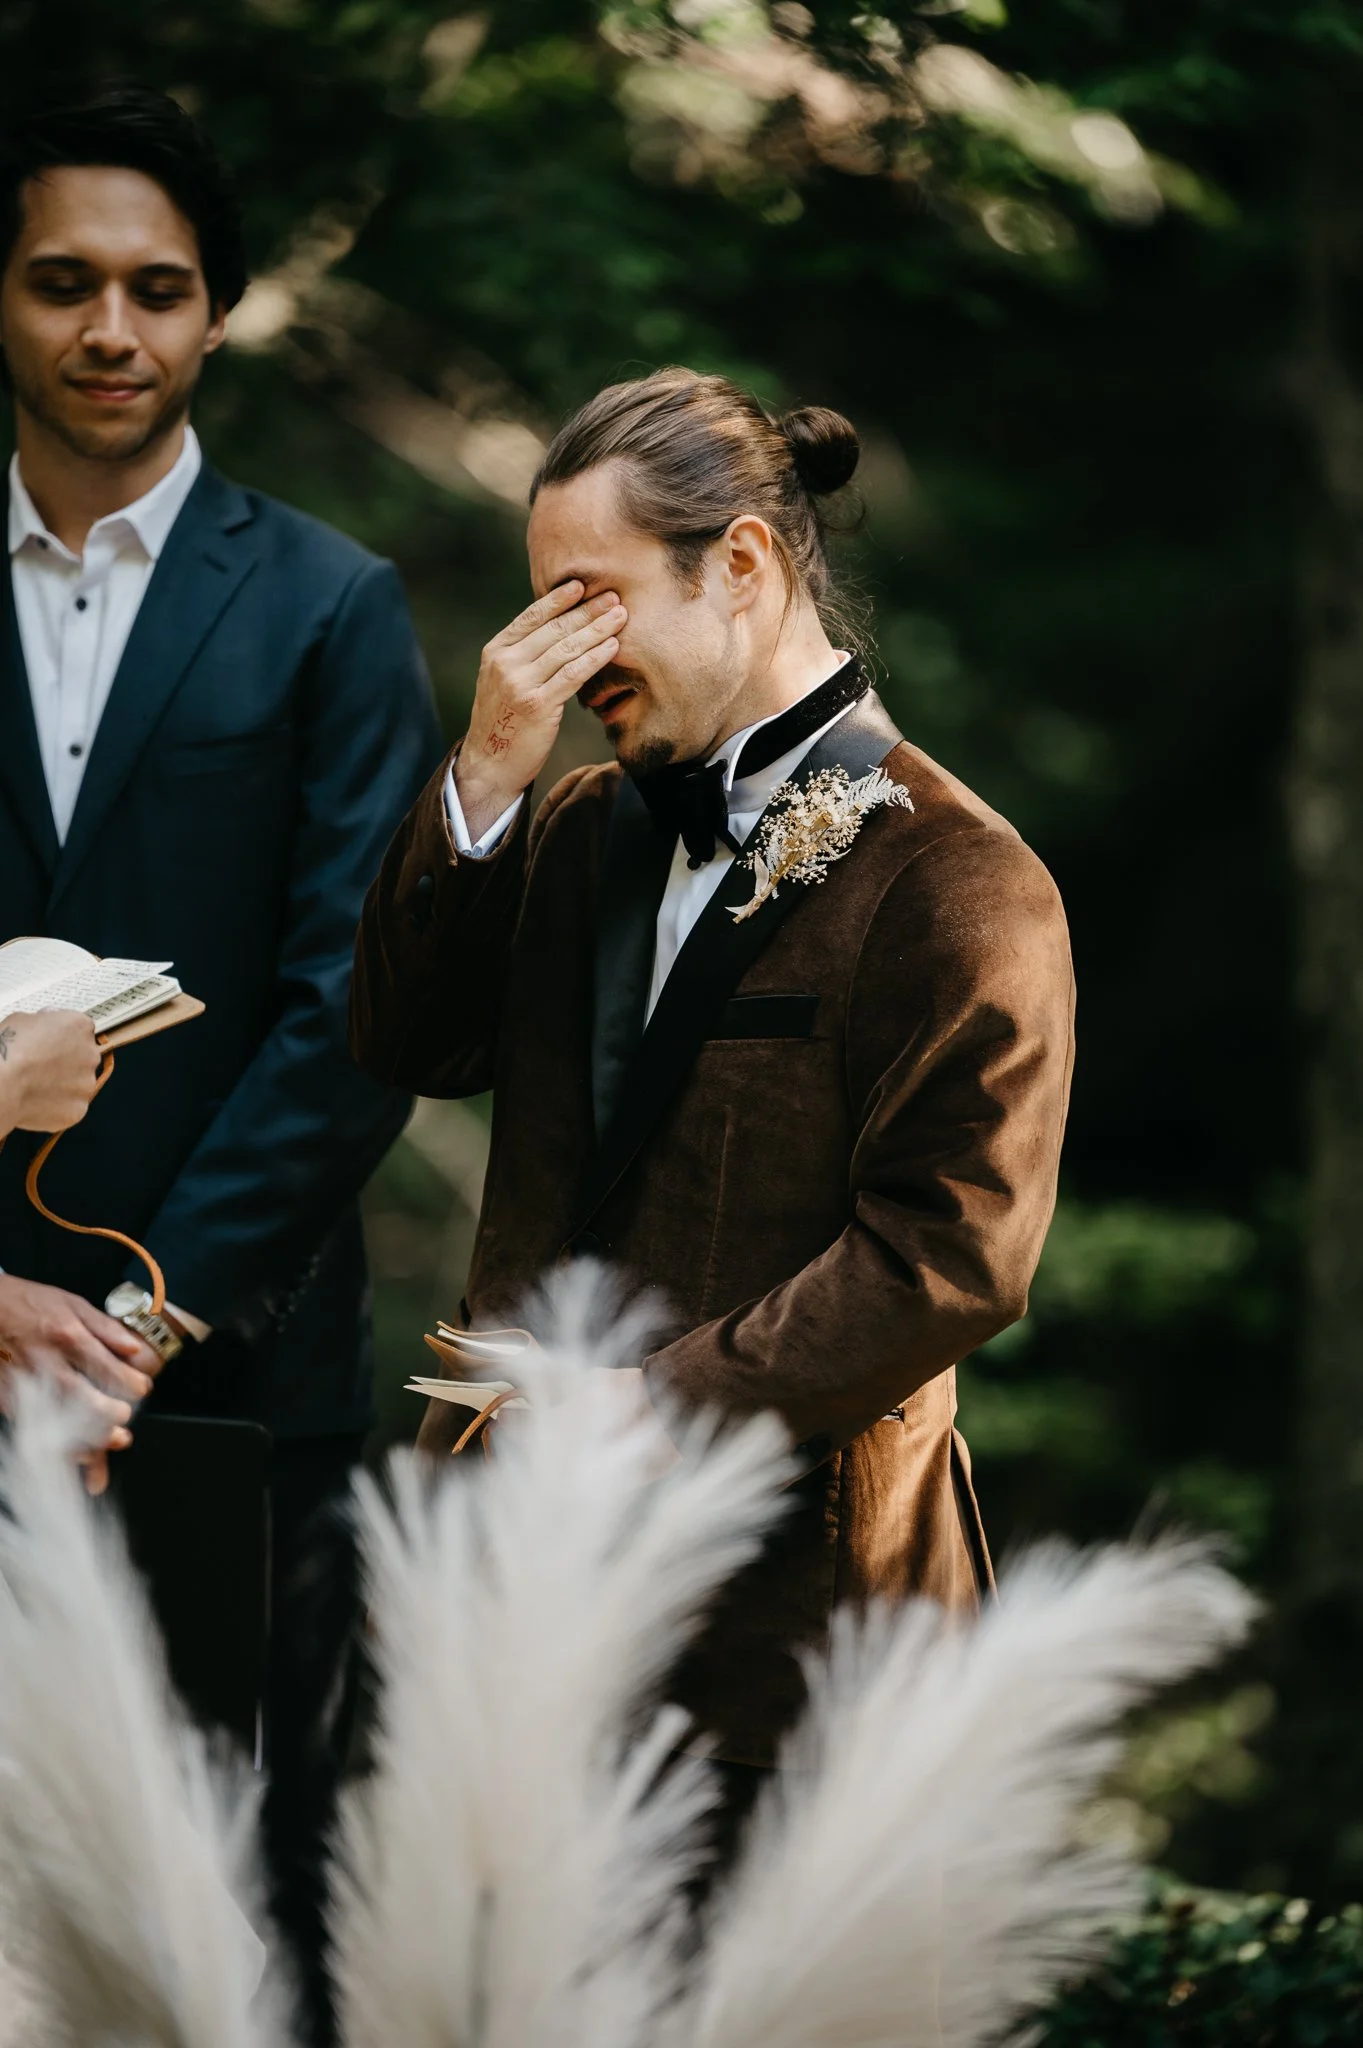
578,662,645,710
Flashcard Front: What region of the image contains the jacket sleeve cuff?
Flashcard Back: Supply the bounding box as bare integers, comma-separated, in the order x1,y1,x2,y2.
443,765,523,859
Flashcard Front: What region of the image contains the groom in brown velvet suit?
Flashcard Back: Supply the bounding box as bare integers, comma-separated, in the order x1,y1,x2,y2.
351,369,1075,1780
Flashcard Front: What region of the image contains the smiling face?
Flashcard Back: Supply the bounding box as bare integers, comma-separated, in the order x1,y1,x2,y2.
0,163,225,466
527,461,768,774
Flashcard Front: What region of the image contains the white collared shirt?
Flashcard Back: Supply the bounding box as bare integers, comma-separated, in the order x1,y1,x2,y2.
9,426,202,841
444,653,854,1019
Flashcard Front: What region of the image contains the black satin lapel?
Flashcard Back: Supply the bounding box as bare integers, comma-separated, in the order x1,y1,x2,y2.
575,688,903,1229
49,470,259,913
591,772,675,1136
0,564,59,879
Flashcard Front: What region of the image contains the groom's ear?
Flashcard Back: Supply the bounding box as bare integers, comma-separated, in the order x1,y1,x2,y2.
718,514,775,614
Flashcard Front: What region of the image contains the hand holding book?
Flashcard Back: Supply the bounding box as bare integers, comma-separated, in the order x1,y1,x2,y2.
0,1010,101,1137
0,938,206,1494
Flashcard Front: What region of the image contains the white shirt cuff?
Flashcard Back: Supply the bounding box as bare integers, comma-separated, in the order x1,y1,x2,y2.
443,765,522,858
165,1300,213,1343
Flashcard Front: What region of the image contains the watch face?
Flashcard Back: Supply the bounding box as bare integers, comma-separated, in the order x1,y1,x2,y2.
105,1282,151,1319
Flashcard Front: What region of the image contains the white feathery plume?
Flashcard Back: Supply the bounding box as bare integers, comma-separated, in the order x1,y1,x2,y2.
0,1943,39,2048
680,1536,1257,2048
0,1375,288,2048
331,1263,794,2048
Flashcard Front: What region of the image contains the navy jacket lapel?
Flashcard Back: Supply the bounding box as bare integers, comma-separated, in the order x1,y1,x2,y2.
591,771,675,1138
576,686,903,1231
0,563,59,879
49,466,260,913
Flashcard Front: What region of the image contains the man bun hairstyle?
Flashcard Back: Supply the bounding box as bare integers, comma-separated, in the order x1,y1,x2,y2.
531,368,862,637
780,404,861,497
0,82,247,311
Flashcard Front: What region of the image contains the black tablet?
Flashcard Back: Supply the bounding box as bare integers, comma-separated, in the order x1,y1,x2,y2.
110,1413,270,1757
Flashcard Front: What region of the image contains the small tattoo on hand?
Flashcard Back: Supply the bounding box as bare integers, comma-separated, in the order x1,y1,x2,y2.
0,1028,13,1063
486,733,512,756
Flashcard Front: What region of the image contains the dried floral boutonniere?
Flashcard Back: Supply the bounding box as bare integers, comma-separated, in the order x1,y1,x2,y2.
731,765,913,923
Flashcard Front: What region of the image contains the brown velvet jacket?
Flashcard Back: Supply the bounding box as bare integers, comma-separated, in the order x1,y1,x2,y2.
350,689,1075,1764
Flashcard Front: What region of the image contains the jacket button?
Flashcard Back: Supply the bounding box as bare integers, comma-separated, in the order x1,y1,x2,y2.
408,872,436,931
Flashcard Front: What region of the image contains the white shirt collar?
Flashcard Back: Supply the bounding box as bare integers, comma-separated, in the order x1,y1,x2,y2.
8,424,203,564
709,650,855,802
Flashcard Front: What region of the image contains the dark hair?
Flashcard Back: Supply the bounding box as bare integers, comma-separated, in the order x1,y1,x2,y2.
531,367,861,631
0,84,247,310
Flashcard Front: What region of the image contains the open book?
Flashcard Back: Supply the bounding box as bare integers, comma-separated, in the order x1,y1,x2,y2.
405,1377,529,1411
0,938,186,1038
405,1325,535,1409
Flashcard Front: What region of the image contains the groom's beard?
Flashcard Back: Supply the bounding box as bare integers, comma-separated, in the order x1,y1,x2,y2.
624,734,677,776
579,653,736,774
578,663,669,771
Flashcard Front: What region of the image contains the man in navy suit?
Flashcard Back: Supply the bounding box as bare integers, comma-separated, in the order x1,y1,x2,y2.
0,87,441,2039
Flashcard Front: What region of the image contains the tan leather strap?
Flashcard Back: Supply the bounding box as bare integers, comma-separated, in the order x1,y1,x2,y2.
451,1388,523,1458
16,1051,168,1314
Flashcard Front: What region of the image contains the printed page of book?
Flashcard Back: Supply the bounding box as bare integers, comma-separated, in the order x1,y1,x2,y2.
0,937,95,1010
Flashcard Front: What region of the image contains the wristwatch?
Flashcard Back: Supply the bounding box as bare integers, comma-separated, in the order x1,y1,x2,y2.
104,1282,184,1366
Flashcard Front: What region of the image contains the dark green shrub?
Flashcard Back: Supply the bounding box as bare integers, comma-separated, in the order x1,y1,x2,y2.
1039,1884,1363,2046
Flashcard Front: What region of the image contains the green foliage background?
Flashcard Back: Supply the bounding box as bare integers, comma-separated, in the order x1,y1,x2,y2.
9,0,1363,1902
1041,1883,1363,2046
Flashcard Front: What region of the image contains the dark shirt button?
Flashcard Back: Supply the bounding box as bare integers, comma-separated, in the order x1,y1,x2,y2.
75,596,88,611
68,742,83,758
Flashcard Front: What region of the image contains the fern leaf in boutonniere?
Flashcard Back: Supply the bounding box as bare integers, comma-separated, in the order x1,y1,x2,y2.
731,765,913,923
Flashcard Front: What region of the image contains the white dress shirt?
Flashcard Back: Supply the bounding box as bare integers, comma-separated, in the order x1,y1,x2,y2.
9,426,203,842
444,654,854,1019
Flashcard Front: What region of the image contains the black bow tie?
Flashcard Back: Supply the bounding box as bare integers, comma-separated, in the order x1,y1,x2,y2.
630,658,866,868
632,758,741,870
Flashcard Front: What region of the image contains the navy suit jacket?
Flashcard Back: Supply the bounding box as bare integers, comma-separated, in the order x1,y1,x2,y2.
0,462,443,1437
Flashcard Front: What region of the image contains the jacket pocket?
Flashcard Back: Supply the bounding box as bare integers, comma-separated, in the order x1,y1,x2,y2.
161,727,294,777
710,992,819,1040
